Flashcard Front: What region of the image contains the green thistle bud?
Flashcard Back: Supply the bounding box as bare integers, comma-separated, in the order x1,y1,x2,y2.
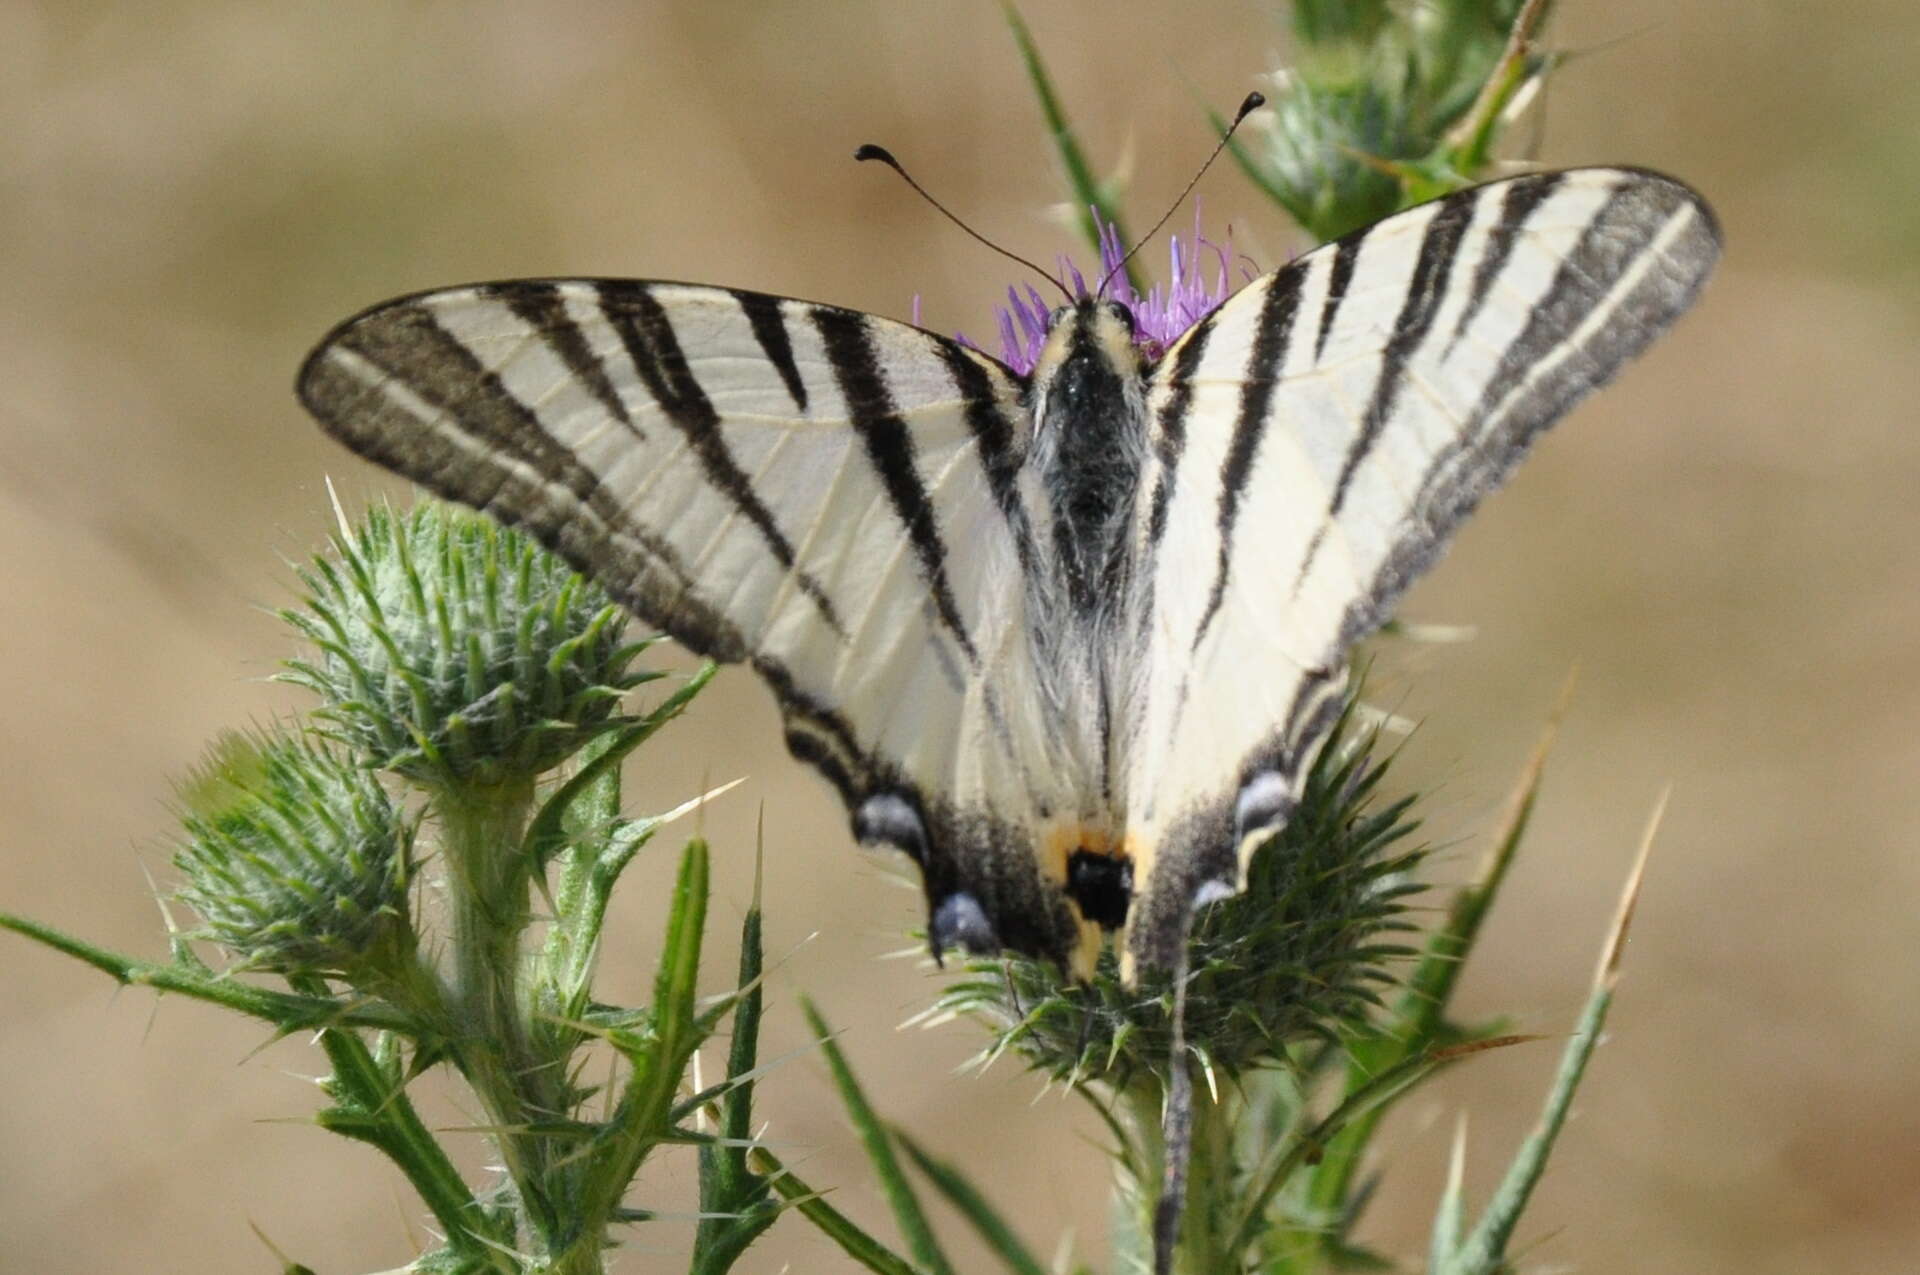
281,500,654,786
1257,72,1422,242
939,701,1423,1090
173,730,412,977
1249,0,1545,241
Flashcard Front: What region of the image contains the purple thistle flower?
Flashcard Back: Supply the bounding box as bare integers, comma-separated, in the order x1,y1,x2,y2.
955,208,1249,375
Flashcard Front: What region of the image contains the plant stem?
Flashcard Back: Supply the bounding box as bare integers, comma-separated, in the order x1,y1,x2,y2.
1121,1077,1241,1275
1179,1087,1235,1273
439,777,536,1018
436,775,589,1266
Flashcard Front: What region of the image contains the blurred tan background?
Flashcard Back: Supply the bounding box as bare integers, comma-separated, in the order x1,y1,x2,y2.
2,3,1915,1272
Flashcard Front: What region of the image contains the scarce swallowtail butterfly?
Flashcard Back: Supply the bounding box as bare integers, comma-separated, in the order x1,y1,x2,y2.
297,165,1718,981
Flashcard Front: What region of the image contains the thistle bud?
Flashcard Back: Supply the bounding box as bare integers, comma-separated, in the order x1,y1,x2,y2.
1248,0,1548,241
280,501,653,786
173,730,411,977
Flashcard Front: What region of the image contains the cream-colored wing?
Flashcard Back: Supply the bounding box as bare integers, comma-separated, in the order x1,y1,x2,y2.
1122,169,1719,970
301,280,1081,962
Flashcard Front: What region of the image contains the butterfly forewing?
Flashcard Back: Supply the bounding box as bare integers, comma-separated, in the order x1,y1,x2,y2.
1119,168,1719,969
299,281,1087,960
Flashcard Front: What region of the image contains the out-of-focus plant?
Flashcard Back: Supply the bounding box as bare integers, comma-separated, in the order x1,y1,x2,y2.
778,5,1663,1275
1236,0,1557,241
2,500,786,1275
1006,0,1557,253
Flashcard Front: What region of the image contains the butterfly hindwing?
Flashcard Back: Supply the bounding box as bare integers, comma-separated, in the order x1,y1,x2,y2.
298,280,1084,960
1121,168,1720,969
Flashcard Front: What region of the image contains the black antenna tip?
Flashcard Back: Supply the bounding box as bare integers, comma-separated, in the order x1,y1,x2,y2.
1095,87,1270,300
851,138,1069,302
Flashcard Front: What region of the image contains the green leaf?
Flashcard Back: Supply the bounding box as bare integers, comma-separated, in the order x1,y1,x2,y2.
1427,1120,1469,1272
802,999,956,1275
284,975,506,1269
0,910,419,1035
1439,796,1660,1273
895,1130,1048,1275
649,837,710,1063
692,843,774,1274
579,837,715,1233
1305,685,1569,1232
751,1146,923,1275
1435,0,1555,178
720,845,765,1150
1229,1038,1532,1259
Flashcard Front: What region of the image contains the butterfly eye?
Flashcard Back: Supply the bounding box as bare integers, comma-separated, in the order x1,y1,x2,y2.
1046,304,1073,331
1104,300,1136,333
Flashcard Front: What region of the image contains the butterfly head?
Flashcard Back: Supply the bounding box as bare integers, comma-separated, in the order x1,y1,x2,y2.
1030,297,1150,430
1046,296,1136,335
1039,297,1141,360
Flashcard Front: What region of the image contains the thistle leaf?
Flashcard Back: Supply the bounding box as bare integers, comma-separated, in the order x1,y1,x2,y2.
803,999,957,1275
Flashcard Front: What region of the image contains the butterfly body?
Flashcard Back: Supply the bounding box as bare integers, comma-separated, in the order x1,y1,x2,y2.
299,167,1719,979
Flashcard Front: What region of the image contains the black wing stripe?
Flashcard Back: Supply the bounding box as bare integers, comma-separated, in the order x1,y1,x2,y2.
1312,237,1363,360
1326,191,1479,522
1280,663,1343,755
307,302,753,664
1441,172,1565,360
1190,268,1306,651
1294,191,1479,588
1405,178,1665,533
601,283,847,639
1457,180,1672,432
935,341,1037,576
733,289,810,411
1143,317,1215,553
755,653,864,764
493,282,645,441
810,308,979,664
332,302,604,514
1336,178,1717,650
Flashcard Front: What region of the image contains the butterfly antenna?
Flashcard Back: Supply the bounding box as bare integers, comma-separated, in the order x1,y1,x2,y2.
1097,91,1267,300
856,143,1072,302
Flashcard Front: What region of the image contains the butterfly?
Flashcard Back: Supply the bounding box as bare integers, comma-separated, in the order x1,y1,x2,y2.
297,166,1718,981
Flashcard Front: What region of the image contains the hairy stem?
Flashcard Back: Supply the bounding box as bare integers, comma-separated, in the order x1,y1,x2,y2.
435,775,588,1263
